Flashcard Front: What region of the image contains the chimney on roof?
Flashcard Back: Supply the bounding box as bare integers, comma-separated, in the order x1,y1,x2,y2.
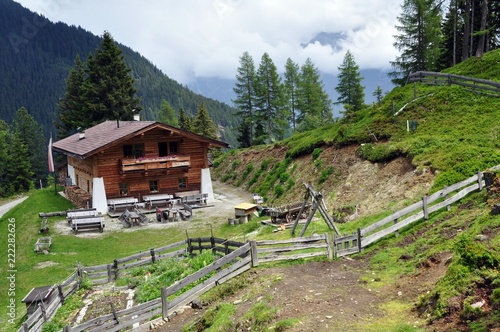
79,131,85,140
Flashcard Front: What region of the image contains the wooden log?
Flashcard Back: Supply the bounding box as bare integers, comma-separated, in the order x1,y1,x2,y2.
259,251,327,263
38,211,67,217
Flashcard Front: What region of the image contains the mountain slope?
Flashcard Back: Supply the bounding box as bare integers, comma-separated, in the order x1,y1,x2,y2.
0,0,238,144
210,50,500,329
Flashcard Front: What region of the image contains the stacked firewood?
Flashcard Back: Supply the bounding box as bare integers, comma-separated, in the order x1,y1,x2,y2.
64,186,91,209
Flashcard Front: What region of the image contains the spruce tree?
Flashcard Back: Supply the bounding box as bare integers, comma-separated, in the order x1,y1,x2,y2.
83,31,141,127
179,107,194,132
335,50,365,118
193,103,218,140
296,58,332,131
389,0,443,85
12,107,46,184
254,53,288,144
158,99,179,127
373,86,384,104
55,54,87,138
0,121,9,196
233,51,257,147
5,131,33,195
284,58,300,132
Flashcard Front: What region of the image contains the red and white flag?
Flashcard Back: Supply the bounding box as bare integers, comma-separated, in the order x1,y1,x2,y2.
48,135,54,173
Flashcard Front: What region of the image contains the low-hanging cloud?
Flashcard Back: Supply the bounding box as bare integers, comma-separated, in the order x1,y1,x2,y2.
16,0,403,83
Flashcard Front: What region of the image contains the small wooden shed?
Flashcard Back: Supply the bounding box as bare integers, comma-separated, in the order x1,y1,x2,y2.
234,203,258,221
21,285,57,316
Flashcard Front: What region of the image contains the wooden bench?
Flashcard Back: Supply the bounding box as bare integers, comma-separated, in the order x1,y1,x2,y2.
142,194,173,210
67,208,97,224
71,216,105,234
181,193,208,205
179,203,193,221
107,198,138,213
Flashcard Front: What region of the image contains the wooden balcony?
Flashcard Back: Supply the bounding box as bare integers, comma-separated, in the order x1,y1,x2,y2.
120,155,190,173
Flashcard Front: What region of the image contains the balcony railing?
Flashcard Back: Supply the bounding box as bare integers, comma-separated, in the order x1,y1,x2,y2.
120,155,190,173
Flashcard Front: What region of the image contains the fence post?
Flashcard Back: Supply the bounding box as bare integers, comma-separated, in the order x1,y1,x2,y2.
250,241,259,267
477,171,483,191
23,322,29,332
394,213,399,237
113,259,119,280
150,248,156,264
161,287,168,320
107,264,113,283
63,325,71,332
210,236,216,256
423,195,429,220
57,285,64,303
444,186,450,211
357,228,362,253
324,233,333,260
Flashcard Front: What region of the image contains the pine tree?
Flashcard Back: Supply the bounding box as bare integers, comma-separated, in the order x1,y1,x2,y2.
254,53,288,144
12,107,46,184
335,50,365,118
389,0,443,85
158,99,179,127
179,107,194,132
193,103,218,140
233,51,257,147
5,131,33,195
373,86,384,104
297,58,332,131
55,54,87,138
83,31,141,127
0,121,10,196
284,58,300,132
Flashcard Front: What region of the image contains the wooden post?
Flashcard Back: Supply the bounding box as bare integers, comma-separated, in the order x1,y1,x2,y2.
198,238,203,254
110,302,120,324
291,189,310,235
298,202,318,237
250,241,259,267
224,241,229,255
57,285,64,303
357,228,362,253
113,259,119,280
40,299,47,321
394,213,399,237
107,264,113,283
210,236,216,256
161,287,168,320
63,326,71,332
23,322,29,332
324,233,333,260
150,248,156,264
423,195,429,220
477,171,483,191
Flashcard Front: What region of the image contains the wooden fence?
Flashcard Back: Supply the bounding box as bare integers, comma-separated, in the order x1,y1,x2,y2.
66,240,253,332
408,71,500,97
254,234,332,264
83,240,187,285
18,270,80,332
27,166,495,332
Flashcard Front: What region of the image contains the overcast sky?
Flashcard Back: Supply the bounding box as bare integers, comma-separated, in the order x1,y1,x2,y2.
15,0,404,85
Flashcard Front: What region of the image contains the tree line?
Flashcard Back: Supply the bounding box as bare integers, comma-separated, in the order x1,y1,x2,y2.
232,50,366,148
390,0,500,85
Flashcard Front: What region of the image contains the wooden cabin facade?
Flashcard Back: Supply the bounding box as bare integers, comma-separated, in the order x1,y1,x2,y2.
52,121,229,210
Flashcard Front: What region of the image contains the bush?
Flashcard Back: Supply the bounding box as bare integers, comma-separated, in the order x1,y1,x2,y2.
274,184,284,198
453,234,499,270
356,143,402,162
279,172,289,183
319,166,335,184
312,147,322,160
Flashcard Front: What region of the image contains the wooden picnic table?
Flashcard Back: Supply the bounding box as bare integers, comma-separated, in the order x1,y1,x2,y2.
142,194,173,209
107,197,138,212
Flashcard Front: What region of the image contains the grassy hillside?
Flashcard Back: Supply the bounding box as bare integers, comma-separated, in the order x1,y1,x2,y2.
210,50,500,330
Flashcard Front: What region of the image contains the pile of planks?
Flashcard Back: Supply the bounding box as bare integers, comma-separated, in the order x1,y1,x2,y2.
64,186,91,209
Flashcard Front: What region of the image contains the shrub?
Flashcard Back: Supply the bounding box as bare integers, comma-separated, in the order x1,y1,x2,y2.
231,160,240,170
279,172,289,183
274,184,284,198
356,143,401,162
314,159,323,169
261,158,273,171
453,234,499,270
241,164,254,180
312,147,322,160
319,166,335,184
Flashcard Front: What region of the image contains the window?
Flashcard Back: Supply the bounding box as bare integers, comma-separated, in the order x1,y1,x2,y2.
149,180,158,193
178,177,187,189
169,142,178,154
158,141,179,157
123,144,144,158
119,183,129,196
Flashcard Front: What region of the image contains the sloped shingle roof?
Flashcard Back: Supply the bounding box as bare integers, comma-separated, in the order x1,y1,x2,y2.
52,121,229,158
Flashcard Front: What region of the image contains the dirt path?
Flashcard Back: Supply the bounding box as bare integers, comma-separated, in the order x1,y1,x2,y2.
0,196,28,218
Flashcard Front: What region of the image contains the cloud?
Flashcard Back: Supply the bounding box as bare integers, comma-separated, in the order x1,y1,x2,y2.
15,0,403,83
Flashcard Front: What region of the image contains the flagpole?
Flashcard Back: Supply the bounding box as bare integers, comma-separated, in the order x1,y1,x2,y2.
48,133,56,194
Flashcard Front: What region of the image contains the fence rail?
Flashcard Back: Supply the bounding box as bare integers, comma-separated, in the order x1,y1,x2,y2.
408,71,500,97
